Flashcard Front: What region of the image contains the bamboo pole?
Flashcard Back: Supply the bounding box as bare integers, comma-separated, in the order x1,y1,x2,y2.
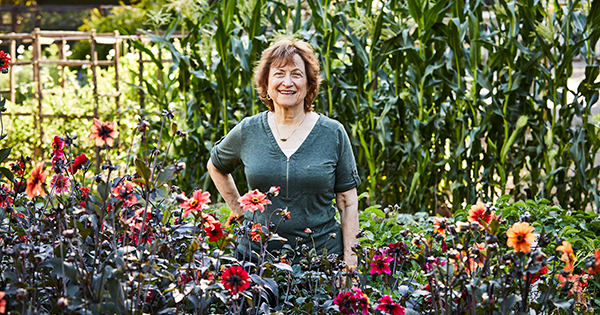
114,30,120,110
58,39,65,88
33,27,44,158
91,29,98,118
9,35,16,104
138,49,144,108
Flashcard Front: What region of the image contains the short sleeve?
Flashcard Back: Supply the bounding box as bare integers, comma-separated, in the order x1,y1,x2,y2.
210,122,244,174
334,124,361,192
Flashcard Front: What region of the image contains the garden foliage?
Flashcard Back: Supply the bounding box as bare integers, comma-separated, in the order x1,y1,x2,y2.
0,115,598,313
0,50,599,311
0,0,600,312
131,0,600,213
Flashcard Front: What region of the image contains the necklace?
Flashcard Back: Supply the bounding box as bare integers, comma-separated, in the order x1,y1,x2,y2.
274,114,307,142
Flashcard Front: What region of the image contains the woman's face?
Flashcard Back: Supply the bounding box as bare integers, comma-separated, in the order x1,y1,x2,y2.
267,54,308,110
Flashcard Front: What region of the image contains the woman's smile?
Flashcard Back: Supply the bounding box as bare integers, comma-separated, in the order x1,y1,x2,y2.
267,54,308,109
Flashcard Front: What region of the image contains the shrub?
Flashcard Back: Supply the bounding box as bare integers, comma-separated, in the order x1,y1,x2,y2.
0,110,598,314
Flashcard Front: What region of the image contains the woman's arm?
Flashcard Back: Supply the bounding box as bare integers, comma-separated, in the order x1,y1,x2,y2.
207,158,244,217
336,187,359,266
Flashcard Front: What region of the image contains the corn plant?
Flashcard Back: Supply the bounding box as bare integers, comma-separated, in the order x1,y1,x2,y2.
135,0,600,214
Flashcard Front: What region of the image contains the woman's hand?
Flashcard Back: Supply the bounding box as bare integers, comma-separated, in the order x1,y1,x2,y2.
207,159,244,217
336,188,359,267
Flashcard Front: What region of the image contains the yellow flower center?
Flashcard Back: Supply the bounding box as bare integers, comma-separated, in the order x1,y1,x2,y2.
251,197,260,204
190,199,198,207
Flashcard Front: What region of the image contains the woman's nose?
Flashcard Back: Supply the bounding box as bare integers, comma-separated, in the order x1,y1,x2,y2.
282,75,293,86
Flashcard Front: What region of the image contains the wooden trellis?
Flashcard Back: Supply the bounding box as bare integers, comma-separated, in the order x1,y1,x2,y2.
0,28,182,159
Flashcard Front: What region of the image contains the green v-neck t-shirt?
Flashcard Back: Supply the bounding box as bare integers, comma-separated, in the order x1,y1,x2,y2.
210,111,361,258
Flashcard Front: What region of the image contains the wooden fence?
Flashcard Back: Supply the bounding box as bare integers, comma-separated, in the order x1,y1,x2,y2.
0,28,181,158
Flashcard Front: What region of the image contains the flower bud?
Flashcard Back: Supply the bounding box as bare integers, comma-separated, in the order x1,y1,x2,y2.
470,221,480,231
16,288,27,300
29,226,40,237
267,186,280,198
174,193,187,203
281,209,291,221
455,222,470,233
486,235,498,244
412,237,422,247
447,224,457,235
137,120,150,132
57,297,69,309
174,161,186,171
62,229,76,239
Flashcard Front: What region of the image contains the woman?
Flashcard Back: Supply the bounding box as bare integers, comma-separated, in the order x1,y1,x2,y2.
207,38,360,266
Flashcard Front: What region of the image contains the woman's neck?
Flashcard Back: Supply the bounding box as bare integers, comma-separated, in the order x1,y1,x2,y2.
272,105,307,125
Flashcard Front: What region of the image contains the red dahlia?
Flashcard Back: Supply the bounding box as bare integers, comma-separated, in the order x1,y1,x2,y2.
221,266,250,295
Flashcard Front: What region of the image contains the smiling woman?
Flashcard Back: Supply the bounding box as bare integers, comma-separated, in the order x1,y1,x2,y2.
207,38,361,266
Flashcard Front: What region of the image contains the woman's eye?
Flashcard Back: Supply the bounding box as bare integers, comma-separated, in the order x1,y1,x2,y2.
292,72,302,77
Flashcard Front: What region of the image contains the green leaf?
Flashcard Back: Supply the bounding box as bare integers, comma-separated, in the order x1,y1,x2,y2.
502,294,521,313
552,299,574,310
45,258,78,282
292,0,302,33
0,148,11,164
97,181,109,202
156,165,175,188
135,158,151,184
366,206,385,218
131,41,164,70
500,115,528,164
272,263,293,272
162,207,171,225
249,0,264,38
408,172,421,200
490,218,500,236
0,166,14,183
406,0,423,28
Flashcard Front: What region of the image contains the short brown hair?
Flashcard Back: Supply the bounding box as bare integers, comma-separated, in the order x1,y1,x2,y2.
254,38,322,112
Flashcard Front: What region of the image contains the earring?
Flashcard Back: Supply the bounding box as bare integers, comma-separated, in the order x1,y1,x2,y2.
266,94,272,101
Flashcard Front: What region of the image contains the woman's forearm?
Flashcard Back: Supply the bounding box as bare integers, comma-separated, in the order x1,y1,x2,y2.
207,159,243,216
337,188,359,267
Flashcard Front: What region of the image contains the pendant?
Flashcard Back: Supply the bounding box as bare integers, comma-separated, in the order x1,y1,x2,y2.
280,138,287,142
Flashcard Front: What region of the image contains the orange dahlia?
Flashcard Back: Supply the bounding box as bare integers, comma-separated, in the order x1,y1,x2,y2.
556,241,576,273
468,203,496,225
89,118,119,147
0,291,6,313
237,189,271,213
506,222,536,253
26,162,48,199
433,217,447,235
588,249,600,276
